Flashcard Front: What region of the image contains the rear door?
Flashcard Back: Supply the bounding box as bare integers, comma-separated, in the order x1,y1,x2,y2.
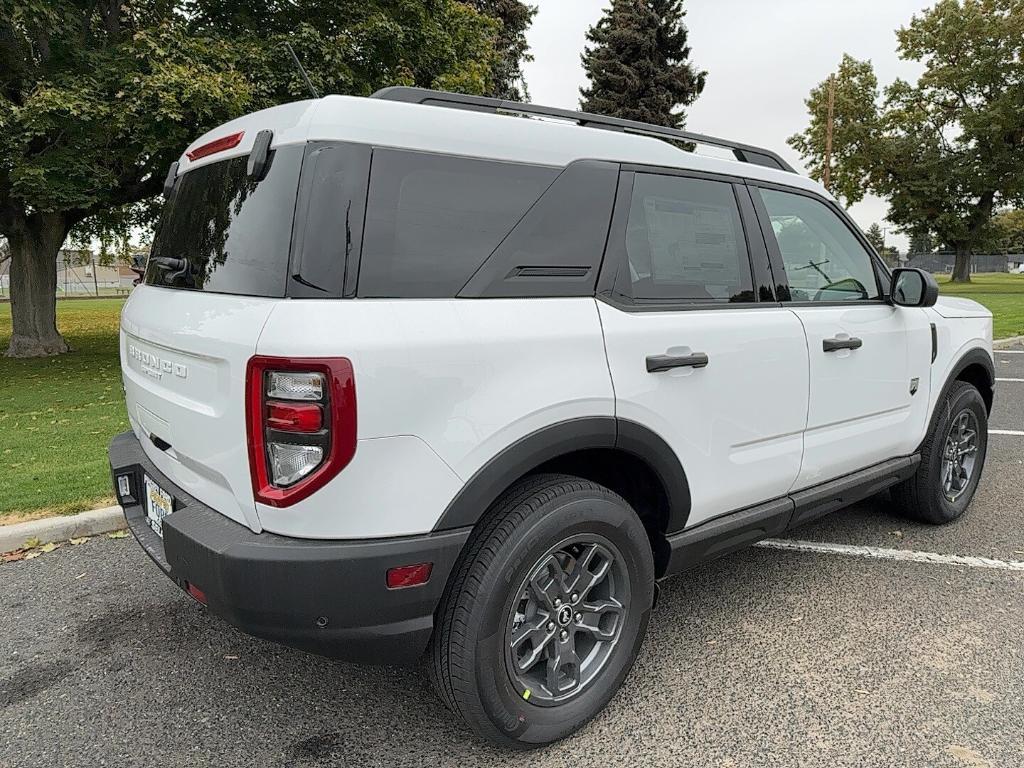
123,141,306,531
598,169,809,529
749,184,933,488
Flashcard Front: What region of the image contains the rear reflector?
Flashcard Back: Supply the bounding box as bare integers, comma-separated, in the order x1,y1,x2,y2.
186,131,245,162
386,563,433,589
185,582,208,605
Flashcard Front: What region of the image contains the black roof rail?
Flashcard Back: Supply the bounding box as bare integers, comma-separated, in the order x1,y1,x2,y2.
371,86,796,174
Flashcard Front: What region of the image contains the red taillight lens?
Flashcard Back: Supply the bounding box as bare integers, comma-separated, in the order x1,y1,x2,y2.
386,563,433,589
267,402,323,432
185,582,208,605
246,356,357,507
186,131,245,161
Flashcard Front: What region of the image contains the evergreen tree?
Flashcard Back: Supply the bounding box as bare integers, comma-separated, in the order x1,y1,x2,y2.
466,1,537,101
580,0,706,128
865,223,885,253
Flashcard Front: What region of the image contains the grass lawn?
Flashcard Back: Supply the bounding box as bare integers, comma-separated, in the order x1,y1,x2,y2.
0,299,126,522
936,272,1024,340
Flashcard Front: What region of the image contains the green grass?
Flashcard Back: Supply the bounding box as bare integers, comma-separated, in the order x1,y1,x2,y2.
937,272,1024,340
0,299,127,520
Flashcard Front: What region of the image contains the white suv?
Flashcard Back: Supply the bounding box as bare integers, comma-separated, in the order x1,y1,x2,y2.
109,88,995,748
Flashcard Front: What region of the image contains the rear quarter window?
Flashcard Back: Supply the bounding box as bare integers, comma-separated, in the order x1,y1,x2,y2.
357,150,558,298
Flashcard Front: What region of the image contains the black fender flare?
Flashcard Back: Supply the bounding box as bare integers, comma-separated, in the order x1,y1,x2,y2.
919,347,995,452
431,417,692,534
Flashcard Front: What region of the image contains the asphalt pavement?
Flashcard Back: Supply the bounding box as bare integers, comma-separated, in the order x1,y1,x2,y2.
2,347,1022,768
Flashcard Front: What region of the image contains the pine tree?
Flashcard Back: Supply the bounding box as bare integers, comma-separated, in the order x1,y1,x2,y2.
580,0,706,128
466,1,537,101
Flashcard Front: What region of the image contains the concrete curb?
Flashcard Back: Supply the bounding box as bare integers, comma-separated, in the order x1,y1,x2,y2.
0,505,126,553
994,335,1024,349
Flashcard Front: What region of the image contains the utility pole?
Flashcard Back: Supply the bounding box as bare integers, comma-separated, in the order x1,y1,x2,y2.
91,253,99,296
823,74,835,193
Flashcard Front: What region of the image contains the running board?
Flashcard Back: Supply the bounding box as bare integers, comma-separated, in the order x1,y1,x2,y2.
662,455,920,577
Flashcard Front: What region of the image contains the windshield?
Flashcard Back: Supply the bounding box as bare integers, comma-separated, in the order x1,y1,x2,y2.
145,145,303,297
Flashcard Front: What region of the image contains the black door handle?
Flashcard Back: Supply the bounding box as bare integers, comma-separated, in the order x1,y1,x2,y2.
823,337,863,352
646,353,710,372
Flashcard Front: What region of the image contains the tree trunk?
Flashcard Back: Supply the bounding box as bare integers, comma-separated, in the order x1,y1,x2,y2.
950,246,972,283
5,213,71,357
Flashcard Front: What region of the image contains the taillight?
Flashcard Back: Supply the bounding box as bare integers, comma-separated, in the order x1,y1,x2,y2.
246,356,356,507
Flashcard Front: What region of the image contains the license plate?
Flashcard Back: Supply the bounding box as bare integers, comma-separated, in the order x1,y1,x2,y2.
144,475,174,538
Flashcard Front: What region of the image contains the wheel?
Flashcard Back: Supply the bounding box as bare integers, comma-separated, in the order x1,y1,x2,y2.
892,381,988,524
429,473,655,748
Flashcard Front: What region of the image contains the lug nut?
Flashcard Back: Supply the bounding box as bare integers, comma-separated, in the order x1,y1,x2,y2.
554,597,562,607
575,612,582,623
560,630,568,641
547,622,555,632
571,592,579,602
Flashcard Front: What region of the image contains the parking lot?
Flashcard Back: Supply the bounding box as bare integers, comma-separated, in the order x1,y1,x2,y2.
2,347,1022,768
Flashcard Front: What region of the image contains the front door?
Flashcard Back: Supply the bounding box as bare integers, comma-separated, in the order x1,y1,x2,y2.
750,185,933,488
598,170,809,529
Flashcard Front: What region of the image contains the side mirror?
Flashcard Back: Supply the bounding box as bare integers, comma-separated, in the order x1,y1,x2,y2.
891,267,939,308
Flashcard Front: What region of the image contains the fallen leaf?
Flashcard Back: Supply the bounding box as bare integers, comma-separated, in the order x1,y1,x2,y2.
107,530,129,539
2,551,26,563
24,551,42,560
23,536,42,549
69,537,90,545
39,542,58,553
854,689,870,695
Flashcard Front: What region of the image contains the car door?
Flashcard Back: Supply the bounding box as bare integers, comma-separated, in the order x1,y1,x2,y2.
749,184,933,488
597,169,809,530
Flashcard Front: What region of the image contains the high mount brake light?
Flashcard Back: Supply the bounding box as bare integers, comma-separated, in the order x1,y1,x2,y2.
246,356,357,507
186,131,245,162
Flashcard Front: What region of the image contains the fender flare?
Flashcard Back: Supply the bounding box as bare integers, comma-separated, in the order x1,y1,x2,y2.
431,417,692,534
919,346,995,451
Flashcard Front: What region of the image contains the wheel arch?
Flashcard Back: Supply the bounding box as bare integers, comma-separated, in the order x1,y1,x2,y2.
432,417,691,576
922,347,995,452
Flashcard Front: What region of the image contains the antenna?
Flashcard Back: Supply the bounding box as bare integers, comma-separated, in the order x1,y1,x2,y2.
282,42,320,99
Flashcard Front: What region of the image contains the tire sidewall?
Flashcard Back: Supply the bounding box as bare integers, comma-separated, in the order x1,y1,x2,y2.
468,490,654,746
925,384,988,521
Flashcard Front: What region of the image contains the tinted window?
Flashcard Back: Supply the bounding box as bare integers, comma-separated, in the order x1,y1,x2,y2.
145,146,303,297
758,188,881,302
358,150,558,298
619,173,753,303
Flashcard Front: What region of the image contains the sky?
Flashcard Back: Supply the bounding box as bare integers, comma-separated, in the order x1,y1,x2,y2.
522,0,936,252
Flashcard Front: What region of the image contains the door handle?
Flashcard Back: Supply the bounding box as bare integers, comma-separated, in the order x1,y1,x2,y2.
646,352,710,372
823,337,863,352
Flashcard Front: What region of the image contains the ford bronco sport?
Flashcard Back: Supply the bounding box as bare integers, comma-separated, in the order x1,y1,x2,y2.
109,87,995,748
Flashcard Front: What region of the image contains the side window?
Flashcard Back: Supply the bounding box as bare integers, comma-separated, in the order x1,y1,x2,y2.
617,173,754,303
358,149,558,298
756,188,881,302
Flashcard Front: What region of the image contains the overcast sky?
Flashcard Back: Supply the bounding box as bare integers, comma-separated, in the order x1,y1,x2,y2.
523,0,936,251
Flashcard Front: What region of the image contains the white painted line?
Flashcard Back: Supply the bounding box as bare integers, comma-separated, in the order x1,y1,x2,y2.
990,429,1024,436
755,538,1024,571
996,378,1024,382
996,350,1024,354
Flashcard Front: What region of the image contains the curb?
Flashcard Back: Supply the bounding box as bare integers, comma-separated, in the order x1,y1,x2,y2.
0,505,126,553
994,335,1024,349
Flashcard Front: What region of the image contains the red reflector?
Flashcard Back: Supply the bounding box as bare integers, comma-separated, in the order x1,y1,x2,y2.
185,582,208,605
266,401,323,432
386,563,433,590
186,131,245,161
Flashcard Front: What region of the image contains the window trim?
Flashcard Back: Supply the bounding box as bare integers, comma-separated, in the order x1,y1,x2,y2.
596,165,770,313
746,180,892,307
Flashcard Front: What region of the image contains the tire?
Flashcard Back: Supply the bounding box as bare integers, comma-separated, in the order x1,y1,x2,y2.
429,473,655,748
892,381,988,524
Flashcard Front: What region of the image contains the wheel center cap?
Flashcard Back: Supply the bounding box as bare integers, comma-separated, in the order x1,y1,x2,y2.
556,605,573,627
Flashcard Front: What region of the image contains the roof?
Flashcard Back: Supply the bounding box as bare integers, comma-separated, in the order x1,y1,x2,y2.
179,93,827,199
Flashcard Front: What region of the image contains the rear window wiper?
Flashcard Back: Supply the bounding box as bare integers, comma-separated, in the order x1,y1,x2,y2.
151,256,193,286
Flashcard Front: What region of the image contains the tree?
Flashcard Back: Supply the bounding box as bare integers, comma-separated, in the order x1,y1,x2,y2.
466,0,537,100
0,1,501,357
789,0,1024,283
786,54,879,206
579,0,706,129
908,232,935,255
864,223,886,253
992,209,1024,253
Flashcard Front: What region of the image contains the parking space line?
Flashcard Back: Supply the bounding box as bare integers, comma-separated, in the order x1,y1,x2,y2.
996,350,1024,354
996,378,1024,382
990,429,1024,436
755,538,1024,571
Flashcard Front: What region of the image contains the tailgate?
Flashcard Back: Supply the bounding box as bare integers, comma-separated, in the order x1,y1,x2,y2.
120,285,276,531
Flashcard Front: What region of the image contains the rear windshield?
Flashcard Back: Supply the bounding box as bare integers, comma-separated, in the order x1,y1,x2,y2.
145,145,303,296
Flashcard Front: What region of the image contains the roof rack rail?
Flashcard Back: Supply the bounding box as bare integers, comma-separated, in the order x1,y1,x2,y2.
371,86,796,174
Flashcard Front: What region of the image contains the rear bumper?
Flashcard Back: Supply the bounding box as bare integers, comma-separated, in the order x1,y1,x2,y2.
108,431,470,664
